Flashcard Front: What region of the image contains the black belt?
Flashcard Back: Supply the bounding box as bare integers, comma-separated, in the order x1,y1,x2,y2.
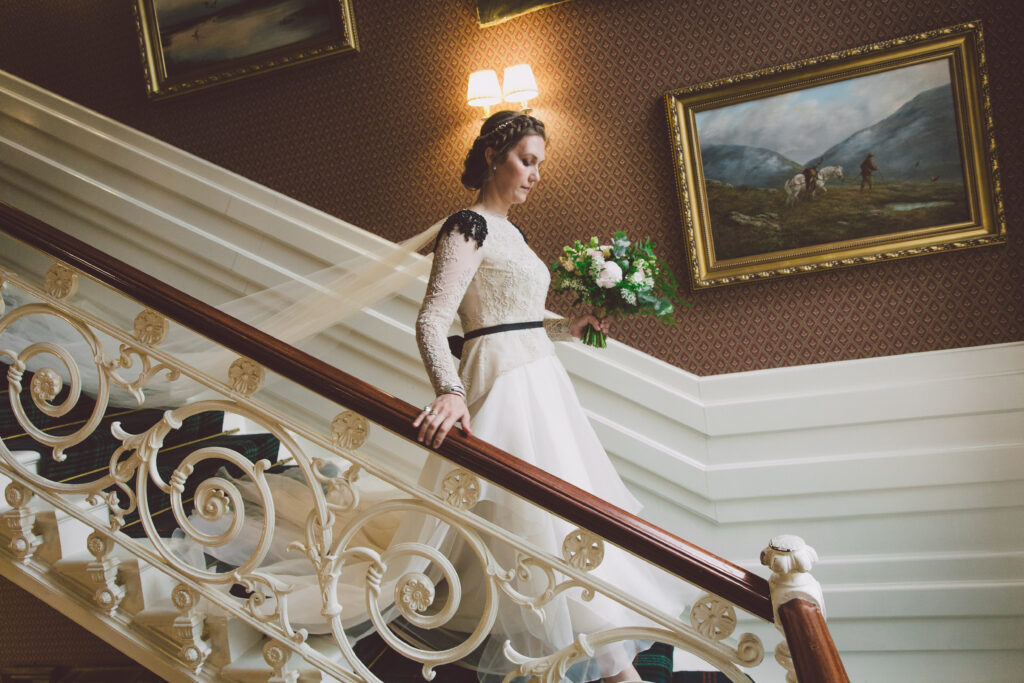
447,321,544,359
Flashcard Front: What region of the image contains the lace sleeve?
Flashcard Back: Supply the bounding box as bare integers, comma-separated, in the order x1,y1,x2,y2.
416,213,486,395
543,318,577,342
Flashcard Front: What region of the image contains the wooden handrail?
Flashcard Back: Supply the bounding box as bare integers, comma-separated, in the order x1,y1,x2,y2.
0,200,773,621
778,599,851,682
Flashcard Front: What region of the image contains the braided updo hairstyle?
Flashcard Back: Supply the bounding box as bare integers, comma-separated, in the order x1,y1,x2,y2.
461,111,547,190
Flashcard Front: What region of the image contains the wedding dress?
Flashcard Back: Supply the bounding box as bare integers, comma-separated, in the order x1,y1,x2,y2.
404,209,694,681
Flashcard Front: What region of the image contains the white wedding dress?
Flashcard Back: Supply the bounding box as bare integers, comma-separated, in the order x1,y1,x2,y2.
405,209,694,681
187,209,694,682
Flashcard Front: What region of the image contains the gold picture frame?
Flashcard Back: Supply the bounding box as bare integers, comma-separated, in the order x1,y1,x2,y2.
134,0,358,100
664,22,1004,289
476,0,574,27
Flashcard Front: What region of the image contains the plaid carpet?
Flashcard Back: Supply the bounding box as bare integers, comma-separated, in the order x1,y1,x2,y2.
353,631,480,682
635,642,743,683
348,636,747,682
2,362,280,538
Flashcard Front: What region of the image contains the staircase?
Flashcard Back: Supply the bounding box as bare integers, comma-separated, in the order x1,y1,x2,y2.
0,362,489,682
0,365,325,681
0,201,847,682
0,356,737,683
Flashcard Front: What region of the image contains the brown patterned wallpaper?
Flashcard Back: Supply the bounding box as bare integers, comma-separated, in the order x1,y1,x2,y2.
0,576,146,670
0,0,1020,375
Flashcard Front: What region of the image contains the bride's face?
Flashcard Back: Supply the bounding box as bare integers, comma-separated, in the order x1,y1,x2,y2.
486,134,545,206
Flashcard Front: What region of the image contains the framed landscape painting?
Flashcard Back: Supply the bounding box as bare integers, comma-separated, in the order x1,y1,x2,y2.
665,22,1004,289
477,0,573,27
134,0,358,100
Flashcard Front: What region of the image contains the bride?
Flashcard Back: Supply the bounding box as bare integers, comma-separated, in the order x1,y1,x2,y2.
410,111,688,683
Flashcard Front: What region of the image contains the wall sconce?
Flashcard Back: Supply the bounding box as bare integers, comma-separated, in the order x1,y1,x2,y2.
502,63,538,113
467,69,502,118
467,63,538,118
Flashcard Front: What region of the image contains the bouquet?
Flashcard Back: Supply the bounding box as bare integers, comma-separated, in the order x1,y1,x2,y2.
551,232,689,348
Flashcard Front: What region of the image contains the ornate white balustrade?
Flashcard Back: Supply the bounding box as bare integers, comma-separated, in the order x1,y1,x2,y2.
0,246,838,682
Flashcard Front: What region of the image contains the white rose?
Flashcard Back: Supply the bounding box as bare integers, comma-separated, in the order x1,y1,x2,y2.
595,261,623,288
629,269,646,284
587,248,605,264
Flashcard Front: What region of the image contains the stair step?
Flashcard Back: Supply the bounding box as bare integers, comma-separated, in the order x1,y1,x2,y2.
220,634,350,683
205,611,266,670
0,489,107,565
0,449,42,510
130,574,275,671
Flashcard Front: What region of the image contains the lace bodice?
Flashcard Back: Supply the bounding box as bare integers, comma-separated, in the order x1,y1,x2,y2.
416,210,574,405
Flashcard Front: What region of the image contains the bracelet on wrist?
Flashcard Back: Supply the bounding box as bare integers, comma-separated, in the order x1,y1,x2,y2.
438,383,465,398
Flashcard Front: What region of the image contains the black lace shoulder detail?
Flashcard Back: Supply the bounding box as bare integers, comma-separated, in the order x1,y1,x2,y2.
434,209,487,251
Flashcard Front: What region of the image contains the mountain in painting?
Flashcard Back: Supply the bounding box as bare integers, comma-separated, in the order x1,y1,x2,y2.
700,145,802,189
816,84,962,183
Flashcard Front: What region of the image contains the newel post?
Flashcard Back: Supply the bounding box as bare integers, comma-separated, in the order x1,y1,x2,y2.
761,535,849,683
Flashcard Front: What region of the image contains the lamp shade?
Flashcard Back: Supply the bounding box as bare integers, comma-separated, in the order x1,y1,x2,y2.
502,63,538,103
467,69,501,107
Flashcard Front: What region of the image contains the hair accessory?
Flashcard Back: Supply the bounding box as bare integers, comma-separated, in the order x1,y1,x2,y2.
487,116,521,137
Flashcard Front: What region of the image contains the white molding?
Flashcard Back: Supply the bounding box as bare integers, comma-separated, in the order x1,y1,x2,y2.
2,68,1022,681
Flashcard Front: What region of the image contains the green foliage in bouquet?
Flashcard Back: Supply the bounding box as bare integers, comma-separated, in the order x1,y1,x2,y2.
550,232,690,348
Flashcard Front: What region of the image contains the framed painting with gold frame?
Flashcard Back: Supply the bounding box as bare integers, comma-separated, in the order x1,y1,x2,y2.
134,0,358,100
477,0,574,27
664,22,1004,289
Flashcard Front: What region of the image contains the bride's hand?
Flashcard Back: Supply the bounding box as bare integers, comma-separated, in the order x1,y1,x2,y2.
414,393,472,448
569,313,610,339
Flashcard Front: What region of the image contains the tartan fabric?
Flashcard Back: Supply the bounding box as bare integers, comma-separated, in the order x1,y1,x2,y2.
633,643,752,683
2,362,282,539
674,672,745,682
352,631,480,682
634,642,674,683
2,362,225,483
349,637,748,682
0,364,98,437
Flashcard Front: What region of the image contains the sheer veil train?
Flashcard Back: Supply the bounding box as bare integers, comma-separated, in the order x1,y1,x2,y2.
2,217,446,407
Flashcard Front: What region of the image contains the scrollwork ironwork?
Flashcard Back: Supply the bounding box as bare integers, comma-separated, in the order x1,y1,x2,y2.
0,271,780,682
775,639,797,683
